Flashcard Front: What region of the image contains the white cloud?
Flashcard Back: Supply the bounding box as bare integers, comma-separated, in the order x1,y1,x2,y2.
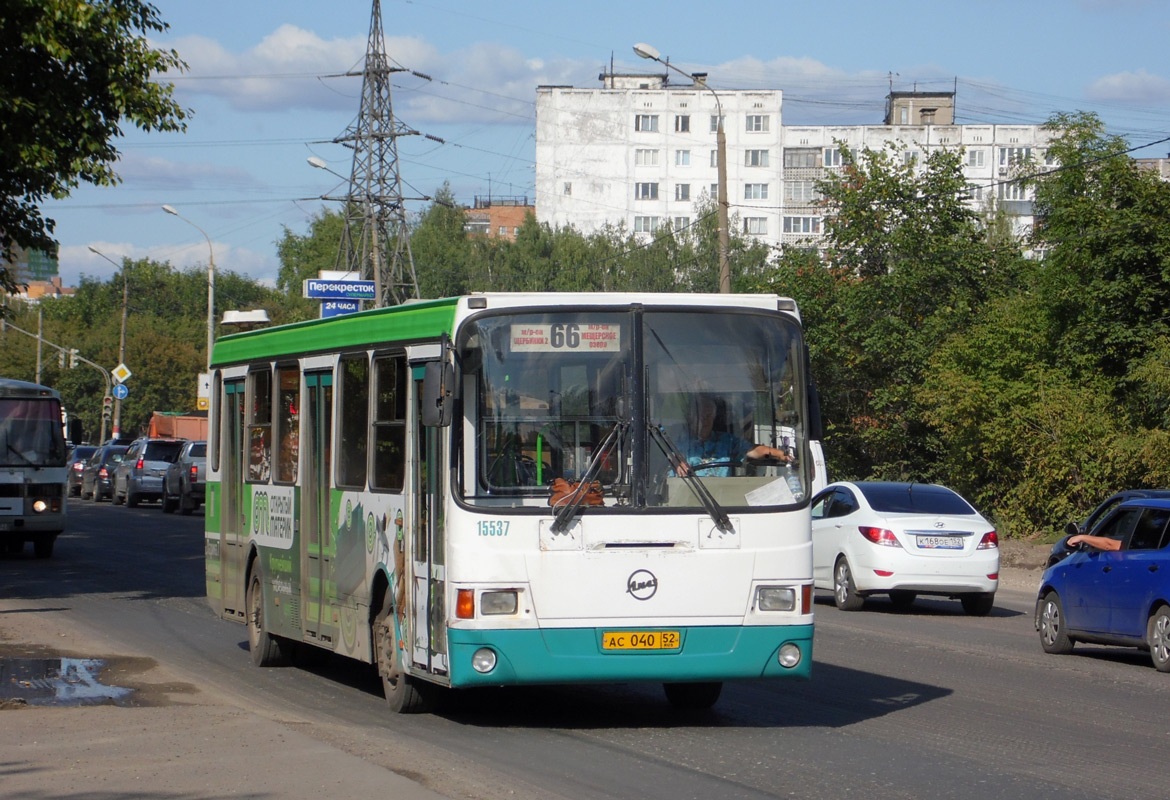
161,27,455,113
161,27,587,123
162,26,364,112
1086,69,1170,105
115,152,257,192
63,240,278,290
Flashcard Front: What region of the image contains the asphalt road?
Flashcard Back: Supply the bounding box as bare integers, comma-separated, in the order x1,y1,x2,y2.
1,502,1164,800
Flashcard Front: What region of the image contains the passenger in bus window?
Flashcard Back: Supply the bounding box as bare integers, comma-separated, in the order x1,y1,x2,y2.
278,427,298,483
672,394,789,477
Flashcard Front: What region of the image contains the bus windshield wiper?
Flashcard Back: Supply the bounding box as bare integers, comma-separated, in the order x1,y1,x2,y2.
649,423,733,534
550,419,626,534
5,442,34,466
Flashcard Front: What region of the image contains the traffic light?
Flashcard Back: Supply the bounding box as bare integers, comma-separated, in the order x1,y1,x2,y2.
58,350,65,368
69,349,78,368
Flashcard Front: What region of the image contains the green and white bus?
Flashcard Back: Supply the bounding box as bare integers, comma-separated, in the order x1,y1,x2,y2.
206,293,818,711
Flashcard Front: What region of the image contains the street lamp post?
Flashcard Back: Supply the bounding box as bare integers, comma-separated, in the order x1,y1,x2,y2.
161,205,216,372
88,246,129,436
634,42,731,293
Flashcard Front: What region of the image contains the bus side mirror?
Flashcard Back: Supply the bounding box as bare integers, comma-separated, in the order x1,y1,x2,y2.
421,361,453,428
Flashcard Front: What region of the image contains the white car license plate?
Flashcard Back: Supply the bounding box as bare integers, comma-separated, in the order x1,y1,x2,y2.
917,535,962,549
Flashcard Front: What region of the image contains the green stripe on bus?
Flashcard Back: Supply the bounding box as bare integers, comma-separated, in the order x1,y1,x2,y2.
211,297,459,366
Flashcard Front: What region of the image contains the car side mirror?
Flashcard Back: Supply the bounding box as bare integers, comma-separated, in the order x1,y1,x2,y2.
1064,521,1081,538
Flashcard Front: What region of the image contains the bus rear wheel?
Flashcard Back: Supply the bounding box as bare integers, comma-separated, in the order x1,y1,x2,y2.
374,595,430,713
247,566,287,667
663,681,722,710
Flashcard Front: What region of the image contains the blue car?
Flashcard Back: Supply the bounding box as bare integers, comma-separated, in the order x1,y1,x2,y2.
1045,489,1170,567
1035,498,1170,671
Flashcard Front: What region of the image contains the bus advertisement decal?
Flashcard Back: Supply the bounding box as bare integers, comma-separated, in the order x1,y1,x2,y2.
251,486,295,549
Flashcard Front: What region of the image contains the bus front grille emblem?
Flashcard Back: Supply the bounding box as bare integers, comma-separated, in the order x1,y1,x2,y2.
626,569,658,600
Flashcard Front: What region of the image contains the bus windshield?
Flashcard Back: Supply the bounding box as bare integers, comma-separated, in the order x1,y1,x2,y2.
457,307,809,510
0,397,67,467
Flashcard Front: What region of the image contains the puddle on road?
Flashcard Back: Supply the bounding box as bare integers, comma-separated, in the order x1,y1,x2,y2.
1,656,135,707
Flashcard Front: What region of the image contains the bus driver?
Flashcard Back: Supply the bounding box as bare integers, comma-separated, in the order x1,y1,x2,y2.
672,394,790,477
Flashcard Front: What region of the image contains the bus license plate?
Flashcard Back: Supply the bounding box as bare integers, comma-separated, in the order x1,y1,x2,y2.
601,631,680,651
917,536,962,549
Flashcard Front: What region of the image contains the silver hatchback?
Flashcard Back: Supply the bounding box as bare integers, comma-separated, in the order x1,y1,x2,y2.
113,438,186,507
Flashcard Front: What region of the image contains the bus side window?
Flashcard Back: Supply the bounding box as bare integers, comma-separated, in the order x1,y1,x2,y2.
338,354,370,489
247,369,272,482
275,366,299,484
371,355,406,492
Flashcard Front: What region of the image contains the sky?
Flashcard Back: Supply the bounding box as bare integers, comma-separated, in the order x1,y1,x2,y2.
48,0,1170,291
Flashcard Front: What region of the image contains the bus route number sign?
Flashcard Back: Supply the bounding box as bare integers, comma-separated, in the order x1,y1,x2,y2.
601,630,680,651
510,323,621,353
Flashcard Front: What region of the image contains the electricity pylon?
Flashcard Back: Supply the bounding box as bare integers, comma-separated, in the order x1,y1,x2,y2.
332,0,420,306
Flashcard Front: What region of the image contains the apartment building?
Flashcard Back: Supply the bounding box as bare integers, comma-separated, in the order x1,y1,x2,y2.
535,73,1054,251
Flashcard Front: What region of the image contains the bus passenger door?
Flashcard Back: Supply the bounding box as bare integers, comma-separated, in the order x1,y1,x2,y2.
301,371,337,646
220,379,247,618
411,370,448,676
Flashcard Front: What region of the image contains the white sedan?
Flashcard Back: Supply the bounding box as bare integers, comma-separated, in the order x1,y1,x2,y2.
811,481,999,615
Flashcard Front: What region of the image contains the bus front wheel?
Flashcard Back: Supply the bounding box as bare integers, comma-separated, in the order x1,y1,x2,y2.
374,595,431,713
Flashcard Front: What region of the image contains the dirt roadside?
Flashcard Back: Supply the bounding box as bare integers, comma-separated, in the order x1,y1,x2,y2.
0,602,514,800
0,541,1052,800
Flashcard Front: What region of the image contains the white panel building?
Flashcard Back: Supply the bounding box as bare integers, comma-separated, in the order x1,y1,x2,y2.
535,73,1054,252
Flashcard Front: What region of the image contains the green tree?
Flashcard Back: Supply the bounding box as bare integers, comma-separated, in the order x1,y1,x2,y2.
0,259,288,441
919,112,1170,537
0,0,188,293
772,142,1013,480
275,208,346,319
412,184,473,298
1024,111,1170,395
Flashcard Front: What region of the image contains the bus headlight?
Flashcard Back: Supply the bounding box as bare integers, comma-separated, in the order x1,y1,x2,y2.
777,643,802,669
480,590,518,615
756,586,796,612
32,499,48,513
472,647,498,673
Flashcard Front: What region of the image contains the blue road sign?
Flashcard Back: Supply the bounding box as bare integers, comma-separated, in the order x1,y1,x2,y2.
303,278,376,300
320,300,361,318
112,383,129,400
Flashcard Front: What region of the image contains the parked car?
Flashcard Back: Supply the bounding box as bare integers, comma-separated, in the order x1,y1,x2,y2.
1036,497,1170,671
162,440,206,515
66,445,97,496
811,481,999,615
112,438,186,507
80,445,128,501
1046,489,1170,568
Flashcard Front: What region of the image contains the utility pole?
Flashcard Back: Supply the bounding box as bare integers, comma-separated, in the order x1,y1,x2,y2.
89,246,129,435
36,306,43,384
331,0,421,307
